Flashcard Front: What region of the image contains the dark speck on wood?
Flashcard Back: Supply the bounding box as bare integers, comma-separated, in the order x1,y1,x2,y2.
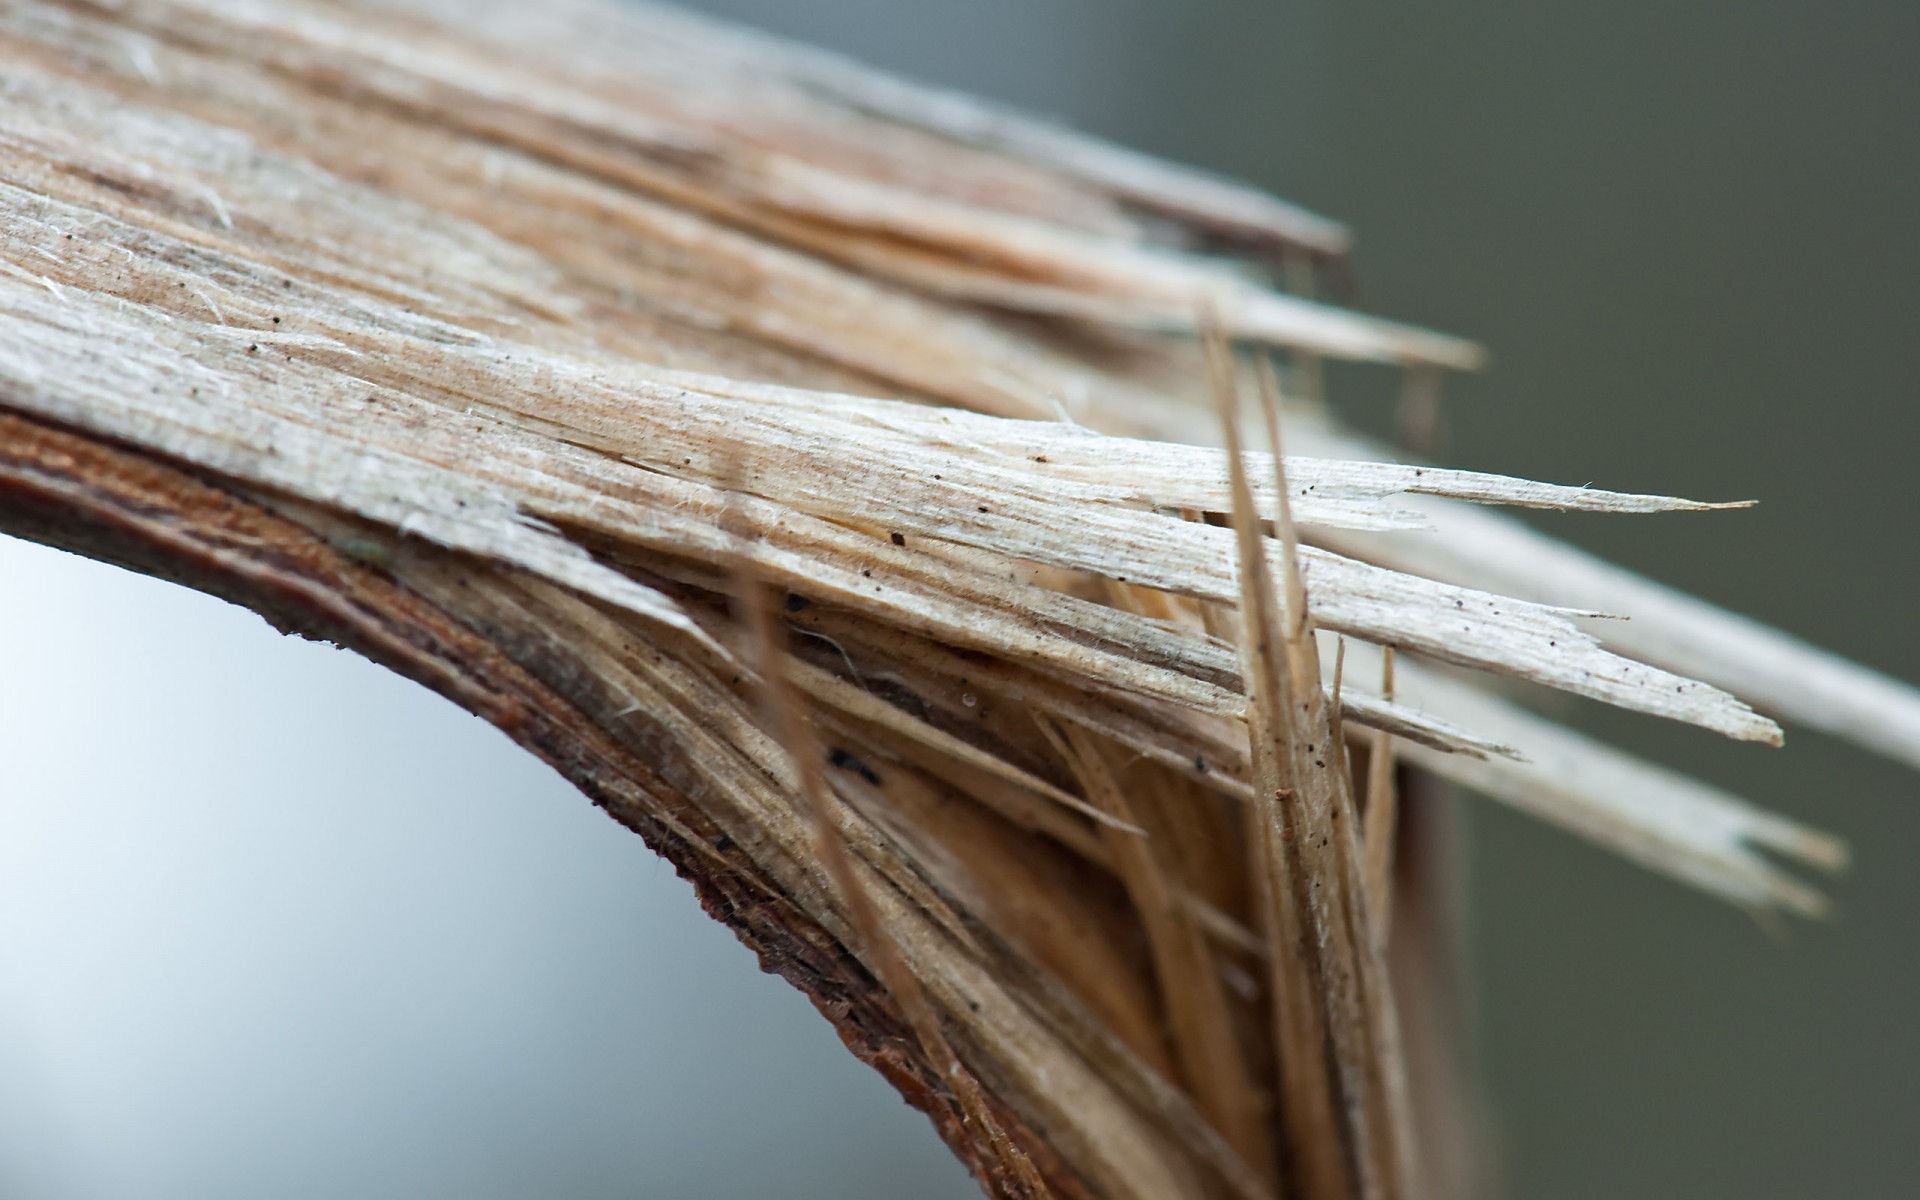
828,746,881,785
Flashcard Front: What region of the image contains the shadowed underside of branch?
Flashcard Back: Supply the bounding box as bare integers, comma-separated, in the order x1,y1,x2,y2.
2,2,1915,1198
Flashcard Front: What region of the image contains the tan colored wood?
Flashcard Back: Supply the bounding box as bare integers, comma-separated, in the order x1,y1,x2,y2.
3,3,1913,1197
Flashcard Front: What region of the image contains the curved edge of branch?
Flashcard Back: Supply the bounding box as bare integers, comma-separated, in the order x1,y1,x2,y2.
0,407,1086,1200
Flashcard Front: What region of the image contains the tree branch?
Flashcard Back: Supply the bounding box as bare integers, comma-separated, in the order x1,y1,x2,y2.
4,3,1913,1197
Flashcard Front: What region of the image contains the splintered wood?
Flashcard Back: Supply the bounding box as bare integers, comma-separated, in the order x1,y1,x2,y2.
2,2,1914,1198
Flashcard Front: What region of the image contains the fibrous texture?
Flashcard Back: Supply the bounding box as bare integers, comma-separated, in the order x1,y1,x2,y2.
2,2,1913,1198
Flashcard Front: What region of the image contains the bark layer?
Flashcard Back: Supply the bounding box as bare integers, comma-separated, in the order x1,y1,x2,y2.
0,408,1083,1196
5,3,1903,1198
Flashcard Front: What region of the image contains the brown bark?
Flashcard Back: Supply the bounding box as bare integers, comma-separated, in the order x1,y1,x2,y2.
6,3,1887,1198
0,407,1088,1197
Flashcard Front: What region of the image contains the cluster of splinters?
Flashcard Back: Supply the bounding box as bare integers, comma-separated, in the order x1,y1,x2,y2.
3,2,1916,1198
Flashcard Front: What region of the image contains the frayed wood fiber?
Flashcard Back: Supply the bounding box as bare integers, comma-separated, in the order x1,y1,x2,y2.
2,2,1915,1198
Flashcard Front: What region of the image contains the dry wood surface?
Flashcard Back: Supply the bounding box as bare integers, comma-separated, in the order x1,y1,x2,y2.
3,2,1915,1197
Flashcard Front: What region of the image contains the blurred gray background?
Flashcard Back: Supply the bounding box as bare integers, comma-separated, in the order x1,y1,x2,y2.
2,1,1915,1197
